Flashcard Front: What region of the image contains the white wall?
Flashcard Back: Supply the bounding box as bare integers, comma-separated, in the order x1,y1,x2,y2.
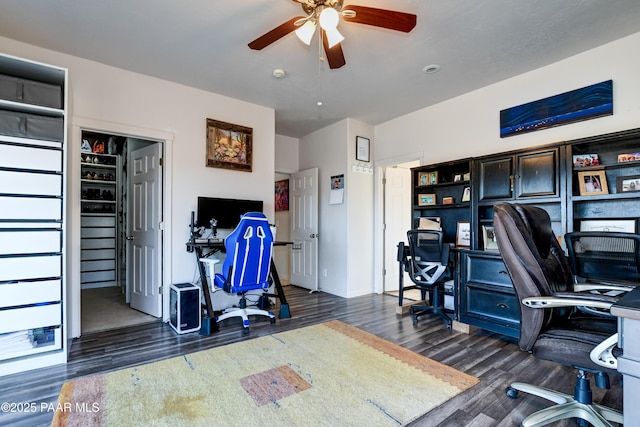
376,32,640,165
299,120,348,296
298,119,375,298
275,134,299,173
0,37,275,336
346,120,375,297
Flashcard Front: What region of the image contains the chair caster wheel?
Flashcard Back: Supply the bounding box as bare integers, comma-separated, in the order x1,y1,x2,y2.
505,386,518,399
412,316,419,324
270,318,276,324
242,328,250,335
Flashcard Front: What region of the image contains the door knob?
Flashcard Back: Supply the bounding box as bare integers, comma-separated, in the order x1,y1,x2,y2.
310,233,318,238
126,235,134,240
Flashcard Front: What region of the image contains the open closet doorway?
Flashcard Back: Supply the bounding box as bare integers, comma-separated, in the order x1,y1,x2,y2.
382,160,420,297
274,172,292,285
79,130,163,334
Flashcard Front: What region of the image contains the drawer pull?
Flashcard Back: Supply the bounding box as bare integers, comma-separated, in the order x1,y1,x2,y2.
498,270,509,275
497,303,509,309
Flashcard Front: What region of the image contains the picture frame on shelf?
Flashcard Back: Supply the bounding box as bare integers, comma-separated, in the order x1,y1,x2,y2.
428,171,438,185
453,173,462,182
456,222,471,247
482,225,499,251
580,219,636,233
463,172,471,181
355,136,370,162
617,152,640,163
572,154,599,168
417,193,436,206
616,175,640,193
577,170,609,195
461,186,471,202
418,172,429,186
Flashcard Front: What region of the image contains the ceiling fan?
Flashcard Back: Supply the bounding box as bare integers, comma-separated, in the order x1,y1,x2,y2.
248,0,417,69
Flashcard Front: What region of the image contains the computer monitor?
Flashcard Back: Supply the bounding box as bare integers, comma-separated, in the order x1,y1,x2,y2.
196,197,263,229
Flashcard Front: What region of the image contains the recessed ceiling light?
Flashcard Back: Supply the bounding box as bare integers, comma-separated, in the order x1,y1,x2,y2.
317,101,323,107
422,64,441,74
272,68,286,79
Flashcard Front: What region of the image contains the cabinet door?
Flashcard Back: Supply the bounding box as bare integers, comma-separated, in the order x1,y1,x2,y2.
516,149,558,198
479,157,512,200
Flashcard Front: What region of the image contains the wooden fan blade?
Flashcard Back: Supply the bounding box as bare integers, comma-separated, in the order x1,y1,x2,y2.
342,5,417,32
321,29,346,69
248,16,304,50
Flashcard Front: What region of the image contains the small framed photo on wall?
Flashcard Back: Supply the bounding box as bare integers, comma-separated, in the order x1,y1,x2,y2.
356,136,370,162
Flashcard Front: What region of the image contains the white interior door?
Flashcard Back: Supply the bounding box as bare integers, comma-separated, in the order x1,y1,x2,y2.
128,143,163,316
290,167,319,291
383,164,415,292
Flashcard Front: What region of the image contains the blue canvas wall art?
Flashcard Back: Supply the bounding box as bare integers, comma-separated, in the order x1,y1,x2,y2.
500,80,613,138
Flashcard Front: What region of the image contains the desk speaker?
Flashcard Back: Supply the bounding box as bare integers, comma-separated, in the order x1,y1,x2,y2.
169,283,201,334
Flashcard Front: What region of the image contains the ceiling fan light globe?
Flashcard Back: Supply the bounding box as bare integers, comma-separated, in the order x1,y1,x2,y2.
295,20,316,45
325,28,344,48
319,7,340,30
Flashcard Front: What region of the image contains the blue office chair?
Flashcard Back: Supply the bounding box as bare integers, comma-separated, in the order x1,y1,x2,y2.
202,212,276,334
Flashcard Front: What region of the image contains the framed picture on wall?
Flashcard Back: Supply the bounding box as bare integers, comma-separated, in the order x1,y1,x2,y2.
275,179,289,211
356,136,370,162
206,118,253,172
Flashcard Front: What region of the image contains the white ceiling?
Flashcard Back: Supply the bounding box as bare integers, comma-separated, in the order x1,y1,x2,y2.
1,0,640,138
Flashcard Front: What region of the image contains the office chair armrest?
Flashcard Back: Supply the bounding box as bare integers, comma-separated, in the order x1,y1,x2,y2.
590,333,619,370
522,296,613,311
574,280,637,294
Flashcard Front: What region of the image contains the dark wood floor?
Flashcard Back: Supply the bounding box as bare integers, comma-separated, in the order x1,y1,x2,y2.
0,286,622,426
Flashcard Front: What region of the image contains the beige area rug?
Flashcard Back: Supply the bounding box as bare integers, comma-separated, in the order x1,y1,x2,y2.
81,287,158,334
52,320,478,427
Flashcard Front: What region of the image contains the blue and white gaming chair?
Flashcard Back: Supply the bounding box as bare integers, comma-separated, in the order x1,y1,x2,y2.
209,212,275,333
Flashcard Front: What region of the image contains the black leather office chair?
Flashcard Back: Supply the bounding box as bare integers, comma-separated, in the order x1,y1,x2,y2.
566,230,640,286
493,202,622,427
397,229,452,328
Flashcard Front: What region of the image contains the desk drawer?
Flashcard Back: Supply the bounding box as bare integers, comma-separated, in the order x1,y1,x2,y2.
464,284,520,324
464,253,512,287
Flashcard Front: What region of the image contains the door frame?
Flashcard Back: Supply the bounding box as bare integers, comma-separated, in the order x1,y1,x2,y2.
373,151,423,295
68,116,174,338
